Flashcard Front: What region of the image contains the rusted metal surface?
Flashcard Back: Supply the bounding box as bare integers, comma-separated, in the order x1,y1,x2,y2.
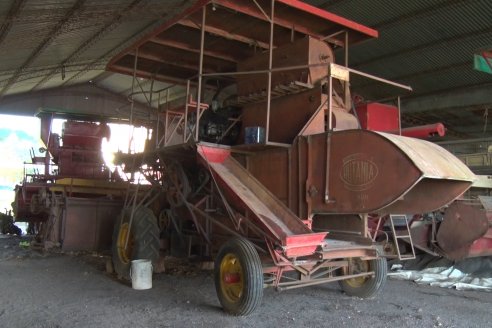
237,37,331,96
12,183,49,222
401,123,446,139
293,130,474,215
62,197,122,252
436,199,489,260
241,88,324,144
197,144,327,257
107,0,377,85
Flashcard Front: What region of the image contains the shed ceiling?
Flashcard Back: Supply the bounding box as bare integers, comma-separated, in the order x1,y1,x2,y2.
0,0,490,139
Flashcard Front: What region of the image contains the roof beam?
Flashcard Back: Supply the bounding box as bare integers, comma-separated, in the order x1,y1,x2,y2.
136,50,216,73
401,83,492,114
0,0,27,46
108,64,193,87
178,18,271,49
0,0,87,97
354,60,470,90
31,0,146,92
213,0,348,45
353,27,492,68
150,37,238,63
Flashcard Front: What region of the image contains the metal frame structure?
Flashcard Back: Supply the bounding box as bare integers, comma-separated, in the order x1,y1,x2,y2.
107,0,475,316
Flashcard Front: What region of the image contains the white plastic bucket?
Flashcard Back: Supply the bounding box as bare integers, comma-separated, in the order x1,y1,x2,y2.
130,259,153,290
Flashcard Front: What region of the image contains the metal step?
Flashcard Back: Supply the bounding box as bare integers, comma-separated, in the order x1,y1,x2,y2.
389,214,416,260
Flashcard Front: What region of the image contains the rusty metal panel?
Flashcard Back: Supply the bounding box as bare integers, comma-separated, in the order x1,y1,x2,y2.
61,197,122,252
297,130,474,214
375,132,476,181
237,37,332,96
303,130,421,214
247,149,290,206
436,199,489,260
241,88,323,144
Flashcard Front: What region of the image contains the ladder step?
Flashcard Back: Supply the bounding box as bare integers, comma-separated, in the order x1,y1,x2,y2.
389,214,416,261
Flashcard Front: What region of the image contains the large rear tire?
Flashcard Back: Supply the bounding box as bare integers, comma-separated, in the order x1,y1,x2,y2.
214,238,263,316
112,206,160,280
339,258,387,298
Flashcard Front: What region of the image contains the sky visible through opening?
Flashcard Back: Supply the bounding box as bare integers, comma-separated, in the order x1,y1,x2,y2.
0,114,147,214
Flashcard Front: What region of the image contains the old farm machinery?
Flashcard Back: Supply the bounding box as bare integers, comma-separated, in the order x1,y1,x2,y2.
398,139,492,261
12,110,128,251
106,0,475,315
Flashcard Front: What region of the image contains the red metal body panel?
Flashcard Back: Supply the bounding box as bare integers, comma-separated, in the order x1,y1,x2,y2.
401,123,446,139
356,103,399,132
62,121,110,149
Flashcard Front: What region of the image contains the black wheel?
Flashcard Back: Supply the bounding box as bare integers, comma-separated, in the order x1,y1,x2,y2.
112,206,160,280
12,225,22,236
214,238,263,316
339,258,387,298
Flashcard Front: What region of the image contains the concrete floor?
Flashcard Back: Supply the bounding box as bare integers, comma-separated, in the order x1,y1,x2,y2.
0,235,491,328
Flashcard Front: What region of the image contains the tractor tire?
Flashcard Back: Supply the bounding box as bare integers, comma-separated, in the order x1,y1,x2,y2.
214,238,263,316
11,224,22,236
112,206,160,280
339,258,387,298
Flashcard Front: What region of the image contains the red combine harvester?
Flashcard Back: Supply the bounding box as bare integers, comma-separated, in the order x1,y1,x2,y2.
105,0,474,315
12,111,127,251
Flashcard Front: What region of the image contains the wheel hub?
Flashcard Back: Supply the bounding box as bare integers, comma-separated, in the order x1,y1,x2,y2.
117,222,134,264
220,253,244,303
344,258,370,288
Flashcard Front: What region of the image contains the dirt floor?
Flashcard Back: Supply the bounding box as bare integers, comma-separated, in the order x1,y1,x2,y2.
1,235,491,328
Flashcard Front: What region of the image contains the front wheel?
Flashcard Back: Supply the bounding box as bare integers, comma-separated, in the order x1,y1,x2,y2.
214,238,263,316
339,258,387,298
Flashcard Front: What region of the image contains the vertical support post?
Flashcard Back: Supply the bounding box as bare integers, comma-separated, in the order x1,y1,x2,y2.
195,6,206,142
287,148,292,209
155,91,161,148
184,79,191,142
265,0,275,143
344,31,350,110
327,75,333,131
397,96,402,135
128,47,139,154
148,78,154,142
163,90,169,146
325,73,334,204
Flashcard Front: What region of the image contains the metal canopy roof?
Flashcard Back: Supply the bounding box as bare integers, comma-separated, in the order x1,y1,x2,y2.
0,0,490,139
107,0,378,85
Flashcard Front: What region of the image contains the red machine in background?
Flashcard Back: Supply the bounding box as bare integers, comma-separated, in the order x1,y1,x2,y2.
12,111,127,250
355,102,446,139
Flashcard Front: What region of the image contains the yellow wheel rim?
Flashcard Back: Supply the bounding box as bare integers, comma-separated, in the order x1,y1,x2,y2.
344,258,370,288
117,222,133,264
220,253,244,303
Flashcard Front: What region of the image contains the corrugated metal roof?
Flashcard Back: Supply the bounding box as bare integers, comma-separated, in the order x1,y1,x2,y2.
0,0,193,97
0,0,489,138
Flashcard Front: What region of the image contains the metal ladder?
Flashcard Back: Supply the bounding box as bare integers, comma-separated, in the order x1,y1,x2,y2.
389,214,416,260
